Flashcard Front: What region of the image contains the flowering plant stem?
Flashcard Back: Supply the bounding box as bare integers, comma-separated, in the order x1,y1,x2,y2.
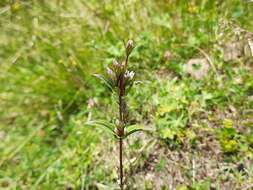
118,52,129,189
119,137,123,189
88,40,145,189
119,85,124,189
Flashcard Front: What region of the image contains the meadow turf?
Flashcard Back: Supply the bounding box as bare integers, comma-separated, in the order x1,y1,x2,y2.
0,0,253,189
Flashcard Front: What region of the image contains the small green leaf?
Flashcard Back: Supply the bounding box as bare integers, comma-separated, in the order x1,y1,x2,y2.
85,120,116,136
124,124,145,138
93,74,114,91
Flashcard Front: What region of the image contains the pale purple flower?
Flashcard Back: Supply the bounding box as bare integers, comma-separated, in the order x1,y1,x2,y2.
107,67,114,76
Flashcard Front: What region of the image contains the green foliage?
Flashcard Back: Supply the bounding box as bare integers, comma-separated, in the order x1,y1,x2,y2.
218,119,239,153
125,124,145,138
217,118,253,155
85,120,116,136
191,180,211,190
176,180,211,190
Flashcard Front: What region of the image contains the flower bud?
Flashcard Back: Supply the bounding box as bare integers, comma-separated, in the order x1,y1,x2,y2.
87,98,96,109
121,61,126,67
126,40,134,56
113,59,120,67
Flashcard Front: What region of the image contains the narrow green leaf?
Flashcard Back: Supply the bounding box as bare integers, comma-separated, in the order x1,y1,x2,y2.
124,124,145,138
85,120,116,136
93,74,114,91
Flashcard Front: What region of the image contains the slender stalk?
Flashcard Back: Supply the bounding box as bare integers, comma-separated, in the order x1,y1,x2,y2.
95,40,135,190
118,73,125,190
118,93,124,189
125,54,129,68
117,40,134,190
119,138,123,190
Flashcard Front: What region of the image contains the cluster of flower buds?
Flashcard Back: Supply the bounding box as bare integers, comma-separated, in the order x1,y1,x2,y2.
104,40,135,95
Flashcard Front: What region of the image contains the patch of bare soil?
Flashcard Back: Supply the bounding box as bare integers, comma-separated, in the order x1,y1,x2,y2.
126,133,252,190
123,112,253,190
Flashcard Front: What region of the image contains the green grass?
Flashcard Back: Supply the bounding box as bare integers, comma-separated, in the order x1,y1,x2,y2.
0,0,253,189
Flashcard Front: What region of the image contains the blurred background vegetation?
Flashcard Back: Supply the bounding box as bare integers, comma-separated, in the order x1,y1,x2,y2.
0,0,253,189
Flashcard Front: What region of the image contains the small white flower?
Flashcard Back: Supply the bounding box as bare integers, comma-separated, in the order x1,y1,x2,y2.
124,71,129,78
129,71,135,80
124,70,135,80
